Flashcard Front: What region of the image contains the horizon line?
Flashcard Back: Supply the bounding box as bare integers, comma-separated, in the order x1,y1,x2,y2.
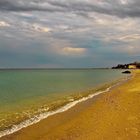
0,67,111,70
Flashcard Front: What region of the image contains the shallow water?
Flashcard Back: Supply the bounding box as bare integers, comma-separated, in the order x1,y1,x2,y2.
0,69,125,132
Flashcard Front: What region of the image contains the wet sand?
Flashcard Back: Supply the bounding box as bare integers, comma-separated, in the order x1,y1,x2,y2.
1,70,140,140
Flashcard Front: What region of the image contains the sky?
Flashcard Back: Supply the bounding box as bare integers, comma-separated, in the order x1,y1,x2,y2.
0,0,140,68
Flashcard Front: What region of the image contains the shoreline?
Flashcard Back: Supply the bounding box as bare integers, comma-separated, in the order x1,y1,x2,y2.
0,75,129,138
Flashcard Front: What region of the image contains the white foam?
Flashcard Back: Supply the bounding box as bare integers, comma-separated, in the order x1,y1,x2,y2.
0,77,129,138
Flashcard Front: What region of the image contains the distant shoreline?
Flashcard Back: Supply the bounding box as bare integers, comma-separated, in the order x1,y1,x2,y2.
0,68,112,71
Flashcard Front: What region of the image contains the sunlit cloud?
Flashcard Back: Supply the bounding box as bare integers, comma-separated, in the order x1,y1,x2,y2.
47,39,87,56
32,24,51,33
119,34,140,42
103,33,140,43
62,47,86,55
120,0,129,5
0,21,10,27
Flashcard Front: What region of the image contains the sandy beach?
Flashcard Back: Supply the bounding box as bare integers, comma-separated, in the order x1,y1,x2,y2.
1,70,140,140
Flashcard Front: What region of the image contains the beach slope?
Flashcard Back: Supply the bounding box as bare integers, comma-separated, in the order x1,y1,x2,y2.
1,70,140,140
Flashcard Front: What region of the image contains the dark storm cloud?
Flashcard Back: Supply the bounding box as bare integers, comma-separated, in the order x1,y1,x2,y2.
0,0,62,12
0,0,140,18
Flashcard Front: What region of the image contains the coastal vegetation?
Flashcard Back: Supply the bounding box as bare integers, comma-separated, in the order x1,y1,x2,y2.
112,62,140,69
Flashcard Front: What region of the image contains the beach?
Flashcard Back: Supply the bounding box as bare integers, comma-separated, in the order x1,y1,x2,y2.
1,70,140,140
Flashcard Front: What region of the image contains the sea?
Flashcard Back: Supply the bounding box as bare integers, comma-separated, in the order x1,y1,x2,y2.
0,69,126,137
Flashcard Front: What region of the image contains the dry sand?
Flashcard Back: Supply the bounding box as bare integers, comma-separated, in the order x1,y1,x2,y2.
1,70,140,140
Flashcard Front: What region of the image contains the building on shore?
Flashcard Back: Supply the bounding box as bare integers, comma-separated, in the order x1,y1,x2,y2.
112,62,140,69
128,64,137,69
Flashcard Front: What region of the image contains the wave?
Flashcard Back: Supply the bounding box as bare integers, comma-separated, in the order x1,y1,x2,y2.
0,76,129,138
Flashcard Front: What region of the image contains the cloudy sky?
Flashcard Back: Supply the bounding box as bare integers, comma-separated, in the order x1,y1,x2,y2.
0,0,140,68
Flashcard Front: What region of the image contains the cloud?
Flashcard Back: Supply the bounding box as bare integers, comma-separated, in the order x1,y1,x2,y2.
113,45,140,55
0,0,63,12
0,0,140,68
62,47,86,55
119,34,140,42
0,21,10,27
45,38,87,57
32,24,51,33
0,0,140,18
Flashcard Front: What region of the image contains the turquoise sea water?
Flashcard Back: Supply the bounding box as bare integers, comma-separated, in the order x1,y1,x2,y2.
0,69,125,133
